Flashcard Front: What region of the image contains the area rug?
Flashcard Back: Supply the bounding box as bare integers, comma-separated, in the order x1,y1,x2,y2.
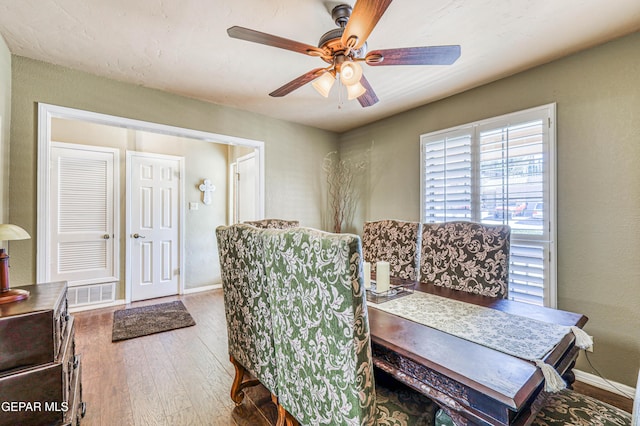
112,300,196,342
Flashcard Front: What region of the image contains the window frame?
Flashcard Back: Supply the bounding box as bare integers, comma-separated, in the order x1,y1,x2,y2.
420,103,557,307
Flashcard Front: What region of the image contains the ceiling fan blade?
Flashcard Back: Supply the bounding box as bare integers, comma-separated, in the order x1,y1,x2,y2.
341,0,393,50
357,75,379,107
269,68,325,97
365,45,461,66
227,26,326,57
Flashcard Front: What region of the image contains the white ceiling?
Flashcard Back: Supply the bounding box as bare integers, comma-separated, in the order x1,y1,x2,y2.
1,0,639,133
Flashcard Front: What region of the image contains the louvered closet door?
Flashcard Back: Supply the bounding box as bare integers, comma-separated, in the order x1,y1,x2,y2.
50,143,118,285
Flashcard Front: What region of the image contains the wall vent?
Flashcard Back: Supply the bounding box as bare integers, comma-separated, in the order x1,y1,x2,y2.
67,282,116,308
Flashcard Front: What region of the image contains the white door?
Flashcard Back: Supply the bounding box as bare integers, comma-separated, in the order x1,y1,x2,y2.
234,153,258,223
127,152,182,301
50,143,119,285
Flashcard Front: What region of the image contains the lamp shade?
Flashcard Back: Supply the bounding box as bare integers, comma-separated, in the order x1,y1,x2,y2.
346,81,367,100
340,61,363,86
312,71,335,98
0,224,30,241
0,224,31,304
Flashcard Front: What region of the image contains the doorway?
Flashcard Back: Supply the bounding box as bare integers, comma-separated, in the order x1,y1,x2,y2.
37,103,265,307
232,152,259,223
127,152,183,301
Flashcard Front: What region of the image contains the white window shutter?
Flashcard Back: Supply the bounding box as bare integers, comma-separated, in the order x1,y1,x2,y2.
421,129,473,222
421,105,556,307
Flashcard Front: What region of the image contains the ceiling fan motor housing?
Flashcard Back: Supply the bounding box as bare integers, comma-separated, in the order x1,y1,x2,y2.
318,29,368,64
332,4,352,27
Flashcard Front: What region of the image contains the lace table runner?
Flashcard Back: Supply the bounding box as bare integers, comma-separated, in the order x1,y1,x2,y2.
369,291,591,392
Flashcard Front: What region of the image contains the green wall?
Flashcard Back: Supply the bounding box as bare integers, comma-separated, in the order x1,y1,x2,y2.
9,56,339,287
6,30,639,388
339,31,640,386
0,34,10,222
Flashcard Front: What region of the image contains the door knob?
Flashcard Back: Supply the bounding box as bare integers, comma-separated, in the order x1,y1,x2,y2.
103,234,110,239
132,233,146,239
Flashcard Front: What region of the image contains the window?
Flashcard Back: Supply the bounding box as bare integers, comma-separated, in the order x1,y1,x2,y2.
420,104,556,307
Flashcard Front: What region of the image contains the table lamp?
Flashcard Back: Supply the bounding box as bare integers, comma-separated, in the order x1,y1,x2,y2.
0,224,31,304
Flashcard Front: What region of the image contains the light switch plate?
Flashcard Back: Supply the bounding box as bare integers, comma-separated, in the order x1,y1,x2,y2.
189,202,199,210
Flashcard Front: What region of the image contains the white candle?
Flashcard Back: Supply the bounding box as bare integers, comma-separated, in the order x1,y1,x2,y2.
376,261,390,293
363,262,371,289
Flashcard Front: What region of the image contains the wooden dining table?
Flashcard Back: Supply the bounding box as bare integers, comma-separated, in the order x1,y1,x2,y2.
367,278,588,426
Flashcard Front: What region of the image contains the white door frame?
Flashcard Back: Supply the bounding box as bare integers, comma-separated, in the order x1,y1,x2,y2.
126,151,184,303
37,103,265,299
230,152,259,224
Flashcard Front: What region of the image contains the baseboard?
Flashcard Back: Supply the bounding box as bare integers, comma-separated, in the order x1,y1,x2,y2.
183,284,222,294
69,299,126,313
574,369,636,398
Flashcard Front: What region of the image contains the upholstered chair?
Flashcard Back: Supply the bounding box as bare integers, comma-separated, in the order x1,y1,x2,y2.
361,219,422,281
531,369,638,426
215,224,278,405
243,218,299,229
420,221,511,298
264,227,437,426
436,370,638,426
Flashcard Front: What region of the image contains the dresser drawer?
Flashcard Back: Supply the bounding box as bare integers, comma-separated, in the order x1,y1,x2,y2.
0,317,77,426
0,282,69,373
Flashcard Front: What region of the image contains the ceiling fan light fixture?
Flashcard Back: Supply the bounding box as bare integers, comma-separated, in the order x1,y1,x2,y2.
346,81,367,100
339,61,363,86
311,71,336,98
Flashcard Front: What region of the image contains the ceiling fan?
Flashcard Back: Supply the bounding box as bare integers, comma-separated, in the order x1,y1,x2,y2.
227,0,461,107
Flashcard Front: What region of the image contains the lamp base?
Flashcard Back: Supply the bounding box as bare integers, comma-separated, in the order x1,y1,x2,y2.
0,288,30,305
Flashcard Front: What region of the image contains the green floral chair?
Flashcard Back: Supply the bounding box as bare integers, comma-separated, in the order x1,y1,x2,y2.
436,370,638,426
362,219,423,281
243,218,299,229
264,227,437,425
532,368,638,426
216,224,278,405
420,221,511,298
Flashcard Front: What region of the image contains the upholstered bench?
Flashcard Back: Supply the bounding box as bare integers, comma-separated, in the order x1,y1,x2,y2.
531,374,638,426
436,371,638,426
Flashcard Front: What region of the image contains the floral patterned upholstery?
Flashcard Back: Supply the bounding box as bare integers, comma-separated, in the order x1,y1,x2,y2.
264,227,437,425
375,371,438,426
436,369,639,426
216,224,278,396
420,221,511,298
243,218,299,229
264,227,376,425
362,220,422,281
531,389,633,426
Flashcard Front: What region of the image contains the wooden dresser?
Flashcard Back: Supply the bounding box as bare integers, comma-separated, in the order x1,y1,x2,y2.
0,281,86,426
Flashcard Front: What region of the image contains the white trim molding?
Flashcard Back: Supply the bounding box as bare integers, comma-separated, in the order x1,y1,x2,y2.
574,369,636,398
69,299,126,314
183,284,222,294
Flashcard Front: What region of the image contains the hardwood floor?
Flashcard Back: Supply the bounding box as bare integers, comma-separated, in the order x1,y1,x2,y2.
74,289,263,426
73,289,633,426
